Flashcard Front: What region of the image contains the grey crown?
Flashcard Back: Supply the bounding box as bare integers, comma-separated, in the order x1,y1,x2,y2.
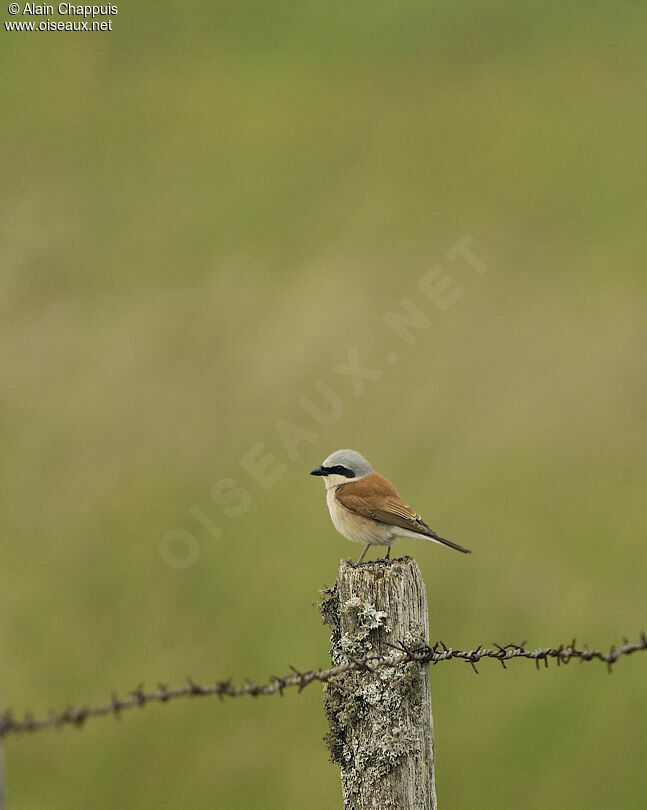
321,449,373,479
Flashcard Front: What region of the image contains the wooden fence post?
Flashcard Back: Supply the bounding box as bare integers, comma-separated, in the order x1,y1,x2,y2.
320,556,437,809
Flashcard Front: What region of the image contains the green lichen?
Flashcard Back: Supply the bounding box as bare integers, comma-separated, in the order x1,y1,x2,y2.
327,658,427,807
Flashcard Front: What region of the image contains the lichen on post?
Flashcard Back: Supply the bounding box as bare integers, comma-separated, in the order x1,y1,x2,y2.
320,556,437,809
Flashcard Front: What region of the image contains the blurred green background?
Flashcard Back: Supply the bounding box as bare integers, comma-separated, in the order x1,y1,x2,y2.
1,2,646,808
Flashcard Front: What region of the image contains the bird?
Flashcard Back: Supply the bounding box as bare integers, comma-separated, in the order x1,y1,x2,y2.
310,448,470,564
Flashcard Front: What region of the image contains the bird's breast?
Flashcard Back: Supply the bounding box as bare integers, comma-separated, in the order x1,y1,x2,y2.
326,488,391,545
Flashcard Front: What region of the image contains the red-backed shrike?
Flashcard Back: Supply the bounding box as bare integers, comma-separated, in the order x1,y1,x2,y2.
311,449,470,564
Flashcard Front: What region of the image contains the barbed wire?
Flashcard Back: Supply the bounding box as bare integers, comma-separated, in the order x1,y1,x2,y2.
1,632,645,740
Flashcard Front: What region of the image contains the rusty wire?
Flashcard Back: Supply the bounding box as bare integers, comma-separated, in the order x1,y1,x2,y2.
1,632,645,739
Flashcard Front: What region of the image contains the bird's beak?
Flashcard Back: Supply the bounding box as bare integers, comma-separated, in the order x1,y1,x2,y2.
310,466,326,476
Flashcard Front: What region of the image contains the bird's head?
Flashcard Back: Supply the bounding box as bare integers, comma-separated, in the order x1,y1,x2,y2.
310,448,373,489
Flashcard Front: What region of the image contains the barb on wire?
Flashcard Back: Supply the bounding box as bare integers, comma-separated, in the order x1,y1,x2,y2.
1,632,645,740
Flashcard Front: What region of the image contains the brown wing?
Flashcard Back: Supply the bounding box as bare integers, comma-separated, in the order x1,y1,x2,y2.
335,472,434,535
335,472,471,553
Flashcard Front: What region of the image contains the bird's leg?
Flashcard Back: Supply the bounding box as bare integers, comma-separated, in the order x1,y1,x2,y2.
356,544,370,565
385,546,391,560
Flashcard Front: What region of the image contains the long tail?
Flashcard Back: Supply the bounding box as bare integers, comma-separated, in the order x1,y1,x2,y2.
421,528,471,554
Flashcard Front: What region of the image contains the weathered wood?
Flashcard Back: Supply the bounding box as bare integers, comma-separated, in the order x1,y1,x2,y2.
320,556,437,809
